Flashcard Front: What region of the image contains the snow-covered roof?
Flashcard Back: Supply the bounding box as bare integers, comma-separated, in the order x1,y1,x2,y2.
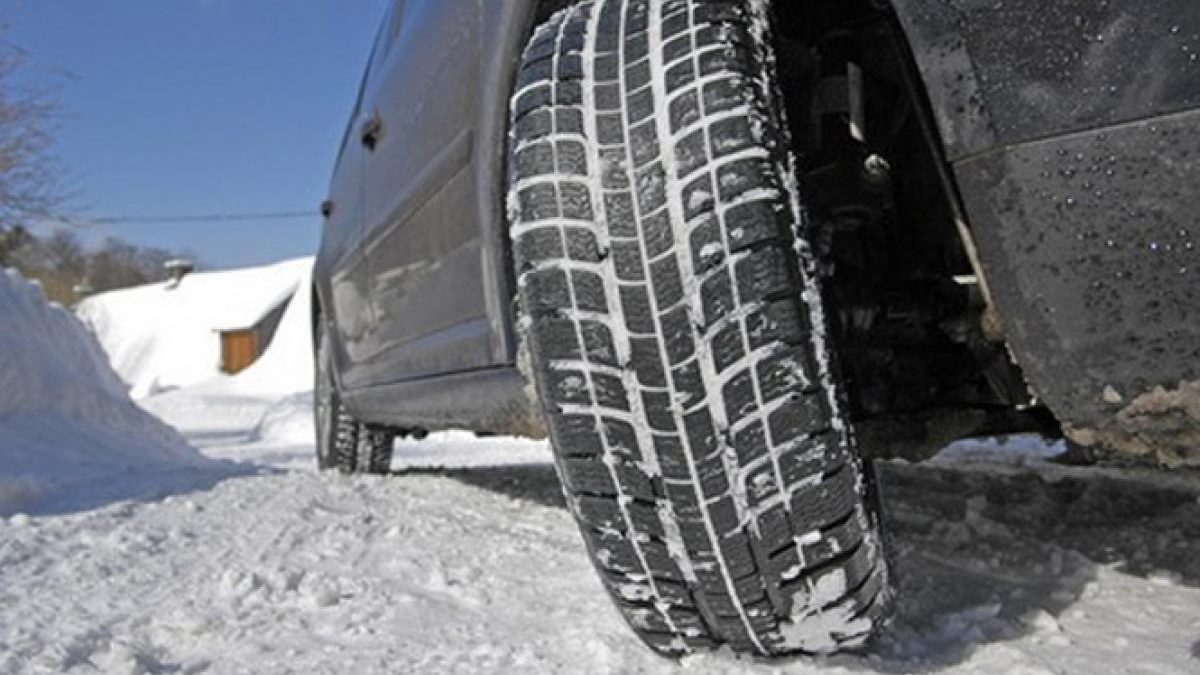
76,257,314,398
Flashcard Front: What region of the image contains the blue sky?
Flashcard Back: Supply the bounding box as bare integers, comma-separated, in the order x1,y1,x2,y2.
3,0,388,269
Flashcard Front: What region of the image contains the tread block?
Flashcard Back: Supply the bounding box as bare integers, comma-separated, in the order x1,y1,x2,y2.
514,108,553,143
641,391,677,432
744,461,780,507
724,200,786,251
548,368,592,406
734,246,796,302
597,112,625,145
571,270,608,312
594,372,630,411
708,115,757,159
596,82,623,111
579,495,625,533
556,108,584,135
629,120,660,168
565,226,602,262
767,394,831,446
562,457,619,496
627,500,667,540
778,432,846,484
619,285,655,334
555,80,583,106
732,419,767,466
756,505,797,558
600,148,630,189
515,84,553,120
800,512,865,572
557,140,589,176
701,77,746,116
603,417,642,460
669,90,702,135
630,337,667,387
789,466,859,533
641,210,674,258
706,495,740,531
516,141,556,180
655,436,692,480
663,33,691,64
696,452,729,499
626,87,655,125
675,129,708,179
755,347,818,400
635,164,668,213
716,157,776,201
515,227,566,269
722,369,758,425
665,58,696,93
560,182,595,220
580,320,619,366
520,267,572,312
700,268,736,326
683,174,716,223
651,255,685,309
557,53,584,80
603,193,637,237
529,315,580,361
625,59,652,92
710,320,746,374
594,53,620,81
611,240,645,281
682,408,719,459
552,414,603,457
519,183,560,222
664,478,703,521
747,300,809,348
661,306,696,364
670,360,706,410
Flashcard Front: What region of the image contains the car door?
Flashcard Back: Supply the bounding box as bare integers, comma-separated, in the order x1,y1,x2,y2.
318,33,382,391
358,0,493,384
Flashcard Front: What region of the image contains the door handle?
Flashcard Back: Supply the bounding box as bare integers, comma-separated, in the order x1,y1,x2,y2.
360,112,383,151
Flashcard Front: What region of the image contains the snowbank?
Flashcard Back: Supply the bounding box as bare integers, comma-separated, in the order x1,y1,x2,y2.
0,269,215,515
77,257,314,399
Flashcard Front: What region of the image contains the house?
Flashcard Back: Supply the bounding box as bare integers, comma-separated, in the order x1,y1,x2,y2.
215,291,293,374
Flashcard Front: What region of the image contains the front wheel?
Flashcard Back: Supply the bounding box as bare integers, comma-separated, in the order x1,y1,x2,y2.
314,316,394,474
508,0,892,657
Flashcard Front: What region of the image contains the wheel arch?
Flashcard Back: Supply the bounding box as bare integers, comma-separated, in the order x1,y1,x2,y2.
473,0,583,367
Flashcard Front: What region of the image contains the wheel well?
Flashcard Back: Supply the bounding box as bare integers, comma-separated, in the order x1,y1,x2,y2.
310,284,322,351
770,1,1055,458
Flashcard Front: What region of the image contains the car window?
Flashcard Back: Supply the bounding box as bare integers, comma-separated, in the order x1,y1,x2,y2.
367,1,406,82
336,3,398,159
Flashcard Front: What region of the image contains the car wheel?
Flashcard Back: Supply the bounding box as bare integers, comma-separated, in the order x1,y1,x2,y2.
507,0,892,657
314,316,394,474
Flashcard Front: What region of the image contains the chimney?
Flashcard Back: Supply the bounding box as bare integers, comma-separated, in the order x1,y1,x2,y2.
164,259,195,289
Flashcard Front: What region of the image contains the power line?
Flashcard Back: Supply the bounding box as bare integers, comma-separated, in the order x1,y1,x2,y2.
74,210,319,226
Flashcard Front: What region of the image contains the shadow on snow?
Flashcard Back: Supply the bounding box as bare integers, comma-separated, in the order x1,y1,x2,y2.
395,459,1200,671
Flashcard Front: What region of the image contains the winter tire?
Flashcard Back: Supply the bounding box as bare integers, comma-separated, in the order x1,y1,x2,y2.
315,318,394,475
508,0,892,657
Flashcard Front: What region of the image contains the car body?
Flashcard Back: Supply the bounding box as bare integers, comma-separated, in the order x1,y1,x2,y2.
314,0,1199,463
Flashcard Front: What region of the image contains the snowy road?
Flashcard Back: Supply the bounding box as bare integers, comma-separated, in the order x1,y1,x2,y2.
3,387,1200,674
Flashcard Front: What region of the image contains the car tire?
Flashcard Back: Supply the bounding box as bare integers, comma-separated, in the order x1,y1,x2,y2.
508,0,892,657
315,317,394,474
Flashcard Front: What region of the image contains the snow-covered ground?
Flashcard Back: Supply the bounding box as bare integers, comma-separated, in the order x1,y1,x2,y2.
3,260,1199,674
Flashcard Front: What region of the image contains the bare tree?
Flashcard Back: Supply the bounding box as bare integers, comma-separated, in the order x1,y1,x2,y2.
0,35,62,264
